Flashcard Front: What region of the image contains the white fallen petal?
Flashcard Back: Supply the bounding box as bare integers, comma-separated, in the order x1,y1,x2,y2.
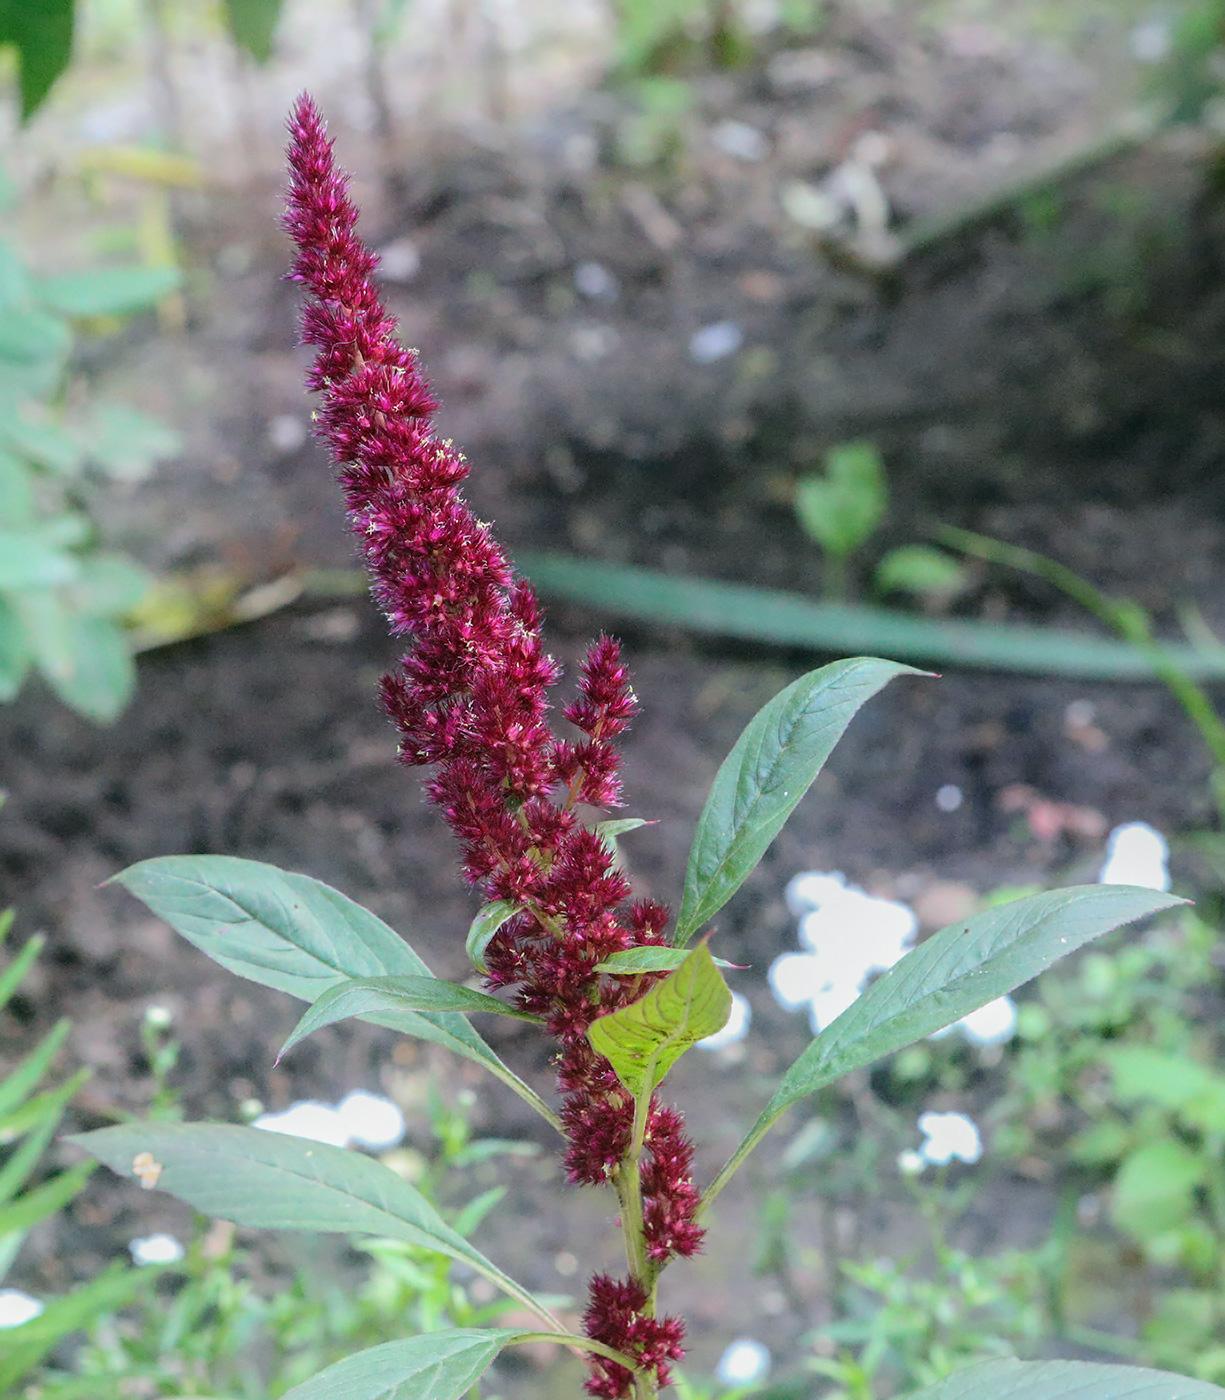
957,996,1018,1047
336,1089,407,1149
715,1338,771,1386
0,1290,44,1328
698,992,751,1051
918,1110,982,1165
1098,821,1170,892
253,1100,351,1148
128,1233,185,1265
784,869,847,917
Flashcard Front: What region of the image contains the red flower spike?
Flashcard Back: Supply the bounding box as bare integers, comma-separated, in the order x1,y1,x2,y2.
285,93,701,1380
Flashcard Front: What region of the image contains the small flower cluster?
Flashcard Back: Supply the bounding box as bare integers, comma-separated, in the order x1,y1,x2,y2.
285,95,701,1395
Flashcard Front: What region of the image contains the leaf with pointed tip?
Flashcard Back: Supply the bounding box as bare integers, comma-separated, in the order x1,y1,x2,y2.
279,1330,526,1400
899,1358,1225,1400
588,945,731,1098
466,900,520,974
594,817,651,862
70,1123,543,1318
280,975,542,1059
703,885,1183,1208
110,857,557,1130
674,658,922,944
595,947,737,974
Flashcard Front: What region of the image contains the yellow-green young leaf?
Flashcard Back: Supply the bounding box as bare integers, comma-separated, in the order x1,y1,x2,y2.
280,1330,526,1400
587,945,731,1098
674,657,921,944
900,1359,1225,1400
279,974,542,1059
466,900,520,973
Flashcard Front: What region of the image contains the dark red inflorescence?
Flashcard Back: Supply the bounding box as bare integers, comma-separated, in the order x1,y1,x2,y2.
285,95,703,1395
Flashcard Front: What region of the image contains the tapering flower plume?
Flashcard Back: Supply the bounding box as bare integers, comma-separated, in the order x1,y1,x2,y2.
285,94,704,1396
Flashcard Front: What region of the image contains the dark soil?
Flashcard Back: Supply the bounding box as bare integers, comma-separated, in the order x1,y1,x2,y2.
5,11,1225,1388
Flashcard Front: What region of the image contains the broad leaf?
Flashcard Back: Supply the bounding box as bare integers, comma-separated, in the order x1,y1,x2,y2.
33,267,182,318
588,945,731,1098
899,1358,1225,1400
595,947,735,974
1112,1138,1203,1238
71,1123,543,1317
0,529,76,588
0,597,30,700
85,403,182,482
111,857,558,1129
0,410,82,473
41,612,135,723
674,658,919,943
280,974,541,1059
0,0,75,120
222,0,285,62
466,899,519,973
280,1329,525,1400
703,885,1181,1207
0,306,70,366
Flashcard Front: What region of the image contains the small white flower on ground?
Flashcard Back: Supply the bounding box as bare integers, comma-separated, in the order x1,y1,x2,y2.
688,321,743,364
129,1233,186,1265
935,783,963,812
698,992,751,1051
574,261,618,301
253,1100,350,1148
783,869,848,917
266,414,307,454
715,1338,771,1386
711,120,770,162
897,1148,925,1176
771,874,918,1032
336,1089,407,1149
917,1111,982,1166
1098,821,1170,892
930,995,1018,1047
0,1290,44,1328
143,1004,173,1028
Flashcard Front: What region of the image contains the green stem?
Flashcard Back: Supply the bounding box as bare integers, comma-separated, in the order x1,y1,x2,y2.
512,1332,640,1372
940,525,1225,825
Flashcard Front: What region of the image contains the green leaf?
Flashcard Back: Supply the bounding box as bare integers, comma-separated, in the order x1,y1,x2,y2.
32,266,181,318
0,1019,70,1120
0,0,75,120
0,1265,154,1389
875,545,967,599
466,899,520,974
0,242,30,311
703,885,1181,1209
280,974,542,1058
674,658,919,943
0,410,83,474
794,440,886,559
0,448,35,525
0,306,70,366
222,0,285,62
594,817,651,862
70,1123,546,1317
0,1160,93,1235
0,1071,88,1205
0,530,76,588
279,1330,526,1400
112,857,559,1130
899,1358,1225,1400
587,945,731,1098
594,947,736,974
0,932,45,1011
1113,1138,1204,1239
72,553,155,618
18,594,135,722
0,596,30,700
84,402,182,482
